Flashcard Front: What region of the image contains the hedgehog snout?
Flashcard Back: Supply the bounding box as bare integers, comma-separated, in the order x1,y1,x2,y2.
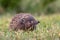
37,21,40,23
34,20,40,25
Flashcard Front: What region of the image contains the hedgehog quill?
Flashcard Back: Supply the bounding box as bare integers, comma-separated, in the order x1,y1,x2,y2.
9,13,40,31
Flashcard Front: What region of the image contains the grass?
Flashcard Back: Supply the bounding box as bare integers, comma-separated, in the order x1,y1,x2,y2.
0,13,60,40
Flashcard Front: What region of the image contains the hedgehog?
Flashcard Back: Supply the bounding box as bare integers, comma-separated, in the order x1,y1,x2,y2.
9,13,40,31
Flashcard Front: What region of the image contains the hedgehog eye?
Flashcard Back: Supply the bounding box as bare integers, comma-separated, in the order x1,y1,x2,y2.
31,21,34,24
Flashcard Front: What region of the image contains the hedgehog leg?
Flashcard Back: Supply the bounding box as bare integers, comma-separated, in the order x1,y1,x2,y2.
30,25,36,31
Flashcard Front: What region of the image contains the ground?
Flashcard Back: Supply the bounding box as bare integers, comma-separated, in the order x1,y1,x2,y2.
0,13,60,40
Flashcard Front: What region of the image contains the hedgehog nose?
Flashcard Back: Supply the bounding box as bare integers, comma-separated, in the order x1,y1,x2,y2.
38,21,40,23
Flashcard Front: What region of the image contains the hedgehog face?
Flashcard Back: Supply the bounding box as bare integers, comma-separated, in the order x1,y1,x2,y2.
21,18,40,30
31,20,40,25
28,20,40,31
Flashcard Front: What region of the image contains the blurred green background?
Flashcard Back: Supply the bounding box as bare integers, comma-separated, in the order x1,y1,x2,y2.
0,0,60,40
0,0,59,15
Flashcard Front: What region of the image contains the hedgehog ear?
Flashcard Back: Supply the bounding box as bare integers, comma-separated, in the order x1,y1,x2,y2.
21,18,25,24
